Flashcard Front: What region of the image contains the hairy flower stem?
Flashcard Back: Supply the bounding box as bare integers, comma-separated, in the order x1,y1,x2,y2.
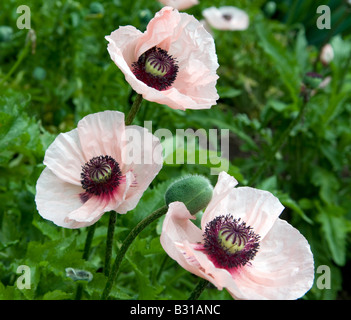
83,223,97,260
104,211,117,277
125,93,143,125
0,39,30,86
188,278,209,300
101,205,168,300
248,97,309,187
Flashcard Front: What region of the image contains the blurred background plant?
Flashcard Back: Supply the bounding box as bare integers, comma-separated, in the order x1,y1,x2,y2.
0,0,350,300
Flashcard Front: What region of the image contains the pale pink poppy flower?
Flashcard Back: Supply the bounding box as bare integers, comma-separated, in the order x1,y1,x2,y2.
160,172,314,300
202,6,249,31
158,0,199,11
320,43,334,65
35,111,163,229
105,6,219,110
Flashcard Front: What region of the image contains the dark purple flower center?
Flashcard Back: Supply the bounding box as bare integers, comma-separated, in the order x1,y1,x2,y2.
132,46,178,91
203,215,260,269
222,14,233,21
80,155,122,202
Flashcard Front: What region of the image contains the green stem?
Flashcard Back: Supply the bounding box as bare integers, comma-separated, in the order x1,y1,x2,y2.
0,39,30,86
101,205,168,300
187,278,209,300
75,223,97,300
104,211,117,277
125,93,143,126
82,223,97,260
248,97,309,186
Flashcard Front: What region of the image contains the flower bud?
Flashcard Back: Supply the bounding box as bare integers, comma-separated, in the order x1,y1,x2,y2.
303,72,323,90
165,175,213,215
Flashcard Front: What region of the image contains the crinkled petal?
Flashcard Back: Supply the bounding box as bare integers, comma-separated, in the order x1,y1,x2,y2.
158,0,199,11
160,202,204,275
228,219,314,300
135,7,181,57
106,25,142,68
77,110,125,164
116,125,163,213
64,196,107,228
43,128,85,186
35,167,85,228
168,12,219,102
161,202,202,244
201,171,238,229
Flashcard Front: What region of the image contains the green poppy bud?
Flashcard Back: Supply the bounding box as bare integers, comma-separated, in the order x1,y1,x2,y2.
165,175,213,215
303,72,323,90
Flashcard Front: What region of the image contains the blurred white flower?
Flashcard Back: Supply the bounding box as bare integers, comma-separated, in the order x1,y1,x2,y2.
202,6,249,31
158,0,199,10
320,43,334,65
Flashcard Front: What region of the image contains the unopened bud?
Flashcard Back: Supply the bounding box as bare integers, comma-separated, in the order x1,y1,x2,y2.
303,72,323,90
165,175,213,215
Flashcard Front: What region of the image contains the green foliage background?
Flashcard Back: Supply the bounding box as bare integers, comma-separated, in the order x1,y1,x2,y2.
0,0,351,300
